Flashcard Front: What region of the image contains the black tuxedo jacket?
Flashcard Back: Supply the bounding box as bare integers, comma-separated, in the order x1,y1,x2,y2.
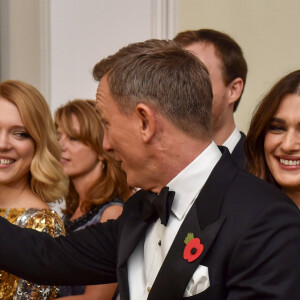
1,149,300,299
230,131,247,170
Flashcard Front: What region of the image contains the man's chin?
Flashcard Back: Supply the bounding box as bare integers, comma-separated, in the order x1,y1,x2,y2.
126,175,141,190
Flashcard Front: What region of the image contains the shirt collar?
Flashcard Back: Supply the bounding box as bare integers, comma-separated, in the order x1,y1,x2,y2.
167,142,222,220
222,127,241,153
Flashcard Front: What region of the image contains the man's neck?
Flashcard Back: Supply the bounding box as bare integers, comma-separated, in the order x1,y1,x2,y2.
213,119,236,145
150,132,212,193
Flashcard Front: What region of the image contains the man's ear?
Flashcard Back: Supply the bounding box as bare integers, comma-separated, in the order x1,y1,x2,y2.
227,77,244,105
136,103,156,143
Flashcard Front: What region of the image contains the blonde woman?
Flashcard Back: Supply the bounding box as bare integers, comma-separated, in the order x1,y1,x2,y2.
54,99,133,300
0,80,68,299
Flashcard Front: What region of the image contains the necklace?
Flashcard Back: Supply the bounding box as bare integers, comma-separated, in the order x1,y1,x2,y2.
64,205,102,234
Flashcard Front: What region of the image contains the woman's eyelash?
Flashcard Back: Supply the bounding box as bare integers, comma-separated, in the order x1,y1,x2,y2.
15,131,31,138
268,124,285,131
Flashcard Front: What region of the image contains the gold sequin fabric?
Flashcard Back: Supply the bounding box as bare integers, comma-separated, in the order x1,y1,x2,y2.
0,208,65,300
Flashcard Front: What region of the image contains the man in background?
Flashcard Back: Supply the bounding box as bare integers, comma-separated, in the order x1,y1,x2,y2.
174,29,248,169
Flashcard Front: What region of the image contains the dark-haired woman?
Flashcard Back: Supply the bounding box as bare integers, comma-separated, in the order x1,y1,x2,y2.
245,70,300,207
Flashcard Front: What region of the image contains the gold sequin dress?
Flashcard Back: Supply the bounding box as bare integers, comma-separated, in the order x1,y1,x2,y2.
0,208,65,300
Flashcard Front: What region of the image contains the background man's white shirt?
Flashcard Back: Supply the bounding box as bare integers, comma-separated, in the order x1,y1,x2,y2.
222,127,241,153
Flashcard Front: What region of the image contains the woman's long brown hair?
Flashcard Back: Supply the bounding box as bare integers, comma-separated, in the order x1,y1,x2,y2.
55,99,133,215
245,70,300,185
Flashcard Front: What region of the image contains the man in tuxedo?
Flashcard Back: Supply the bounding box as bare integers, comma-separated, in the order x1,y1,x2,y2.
174,29,248,169
0,39,300,300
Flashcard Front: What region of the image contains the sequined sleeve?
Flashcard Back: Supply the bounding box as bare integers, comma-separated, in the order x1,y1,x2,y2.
0,208,65,299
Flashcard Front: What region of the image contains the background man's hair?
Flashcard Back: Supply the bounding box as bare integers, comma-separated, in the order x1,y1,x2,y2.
174,29,248,111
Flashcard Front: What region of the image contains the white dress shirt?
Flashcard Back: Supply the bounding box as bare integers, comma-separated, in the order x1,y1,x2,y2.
128,142,222,299
222,127,241,154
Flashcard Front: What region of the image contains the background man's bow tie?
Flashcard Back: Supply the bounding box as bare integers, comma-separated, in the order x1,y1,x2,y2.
141,186,175,226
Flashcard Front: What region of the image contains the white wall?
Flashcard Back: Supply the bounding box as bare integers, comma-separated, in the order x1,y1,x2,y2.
49,0,152,113
0,0,42,90
0,0,178,114
178,0,300,133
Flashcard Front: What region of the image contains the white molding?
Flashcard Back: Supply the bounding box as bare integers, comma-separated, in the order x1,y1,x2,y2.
151,0,178,39
39,1,51,106
0,0,10,80
166,0,178,39
151,0,166,39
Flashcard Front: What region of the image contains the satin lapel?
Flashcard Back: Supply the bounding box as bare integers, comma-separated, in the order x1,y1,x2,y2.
148,207,225,300
149,148,238,300
231,132,247,170
196,147,239,229
117,190,151,300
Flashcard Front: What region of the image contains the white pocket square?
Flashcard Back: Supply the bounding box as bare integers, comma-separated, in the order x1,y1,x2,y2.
183,265,210,297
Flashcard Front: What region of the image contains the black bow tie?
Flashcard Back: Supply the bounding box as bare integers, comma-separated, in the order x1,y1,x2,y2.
141,186,175,226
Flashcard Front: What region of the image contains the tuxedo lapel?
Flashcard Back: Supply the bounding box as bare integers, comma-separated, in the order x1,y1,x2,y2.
148,148,238,300
117,191,152,300
196,147,238,229
148,207,225,300
231,132,247,170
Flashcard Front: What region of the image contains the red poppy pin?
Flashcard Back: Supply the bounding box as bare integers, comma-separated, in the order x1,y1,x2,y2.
183,233,204,262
